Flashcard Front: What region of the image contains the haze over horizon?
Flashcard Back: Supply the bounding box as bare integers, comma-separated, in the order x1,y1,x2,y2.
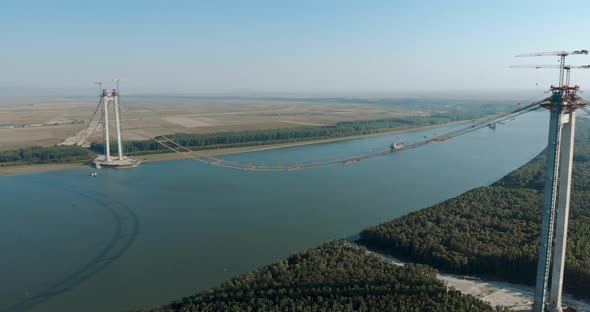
2,0,590,95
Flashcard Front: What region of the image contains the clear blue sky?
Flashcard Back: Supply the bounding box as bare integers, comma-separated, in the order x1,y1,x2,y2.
1,0,589,95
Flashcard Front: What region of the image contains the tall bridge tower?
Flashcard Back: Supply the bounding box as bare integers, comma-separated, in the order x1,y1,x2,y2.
92,83,141,169
100,89,124,161
514,50,588,312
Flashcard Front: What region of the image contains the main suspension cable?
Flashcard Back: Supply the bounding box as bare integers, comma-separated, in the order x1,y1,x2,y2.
150,98,548,171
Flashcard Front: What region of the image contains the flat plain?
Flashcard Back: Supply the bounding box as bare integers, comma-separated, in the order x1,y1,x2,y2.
0,96,419,150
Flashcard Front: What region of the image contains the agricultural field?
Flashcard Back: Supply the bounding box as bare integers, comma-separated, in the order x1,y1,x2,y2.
0,96,419,150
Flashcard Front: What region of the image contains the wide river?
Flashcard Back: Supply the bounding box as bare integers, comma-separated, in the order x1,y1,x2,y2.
1,111,550,312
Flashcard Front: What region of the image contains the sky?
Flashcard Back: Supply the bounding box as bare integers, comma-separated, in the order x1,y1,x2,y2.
1,0,590,96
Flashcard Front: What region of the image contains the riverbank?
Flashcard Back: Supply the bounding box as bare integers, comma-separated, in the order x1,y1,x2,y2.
363,246,590,311
0,120,468,176
144,240,506,312
357,117,590,301
0,112,550,311
0,161,87,176
344,232,588,310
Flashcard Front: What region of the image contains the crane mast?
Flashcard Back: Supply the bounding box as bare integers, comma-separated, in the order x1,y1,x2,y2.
510,64,590,87
513,50,588,312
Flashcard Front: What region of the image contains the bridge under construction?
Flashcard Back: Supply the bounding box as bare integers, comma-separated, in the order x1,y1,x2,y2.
512,50,588,312
70,50,589,311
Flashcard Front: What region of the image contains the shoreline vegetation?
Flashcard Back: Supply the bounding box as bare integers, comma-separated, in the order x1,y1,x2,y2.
7,107,587,309
141,121,590,311
143,241,510,312
358,119,590,299
0,115,472,176
90,113,478,156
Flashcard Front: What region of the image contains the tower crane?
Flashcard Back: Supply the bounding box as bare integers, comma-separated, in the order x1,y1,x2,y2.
510,64,590,86
515,50,588,57
517,50,589,88
512,50,589,312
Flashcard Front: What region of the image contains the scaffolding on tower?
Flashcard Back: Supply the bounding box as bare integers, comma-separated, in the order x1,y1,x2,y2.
512,49,589,312
91,81,141,169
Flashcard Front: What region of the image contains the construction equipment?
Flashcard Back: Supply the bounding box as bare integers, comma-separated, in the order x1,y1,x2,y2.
515,50,588,57
510,64,590,86
512,50,589,312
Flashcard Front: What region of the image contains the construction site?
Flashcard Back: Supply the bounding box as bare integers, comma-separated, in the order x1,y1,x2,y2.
113,50,590,312
89,85,140,169
1,49,589,311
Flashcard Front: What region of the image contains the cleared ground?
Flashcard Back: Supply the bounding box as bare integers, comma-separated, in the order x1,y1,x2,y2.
365,249,590,311
0,97,418,150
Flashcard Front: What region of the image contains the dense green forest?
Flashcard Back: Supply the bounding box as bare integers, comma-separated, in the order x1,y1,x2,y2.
0,145,94,166
93,113,483,155
360,119,590,299
143,241,510,312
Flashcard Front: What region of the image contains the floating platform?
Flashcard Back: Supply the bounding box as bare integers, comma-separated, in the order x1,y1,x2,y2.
92,155,141,169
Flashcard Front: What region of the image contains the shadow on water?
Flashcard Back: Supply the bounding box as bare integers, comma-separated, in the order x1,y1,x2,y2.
4,188,140,312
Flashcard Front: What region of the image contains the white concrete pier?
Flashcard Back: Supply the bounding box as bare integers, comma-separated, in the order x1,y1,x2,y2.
92,88,140,169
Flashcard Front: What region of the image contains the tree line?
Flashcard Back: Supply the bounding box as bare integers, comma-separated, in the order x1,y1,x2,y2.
143,241,510,312
0,113,484,166
359,119,590,299
93,113,483,155
0,146,93,166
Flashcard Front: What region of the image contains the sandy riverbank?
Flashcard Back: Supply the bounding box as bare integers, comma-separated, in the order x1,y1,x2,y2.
362,248,589,311
0,162,88,176
341,233,588,311
0,120,468,177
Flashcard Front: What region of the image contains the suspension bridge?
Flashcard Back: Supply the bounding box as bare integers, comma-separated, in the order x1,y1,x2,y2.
75,92,589,173
71,90,578,171
65,50,590,312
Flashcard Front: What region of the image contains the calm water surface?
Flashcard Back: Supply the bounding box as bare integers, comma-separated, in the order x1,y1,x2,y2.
0,111,549,311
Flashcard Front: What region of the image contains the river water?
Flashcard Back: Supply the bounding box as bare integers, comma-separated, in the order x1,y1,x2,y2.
0,111,549,312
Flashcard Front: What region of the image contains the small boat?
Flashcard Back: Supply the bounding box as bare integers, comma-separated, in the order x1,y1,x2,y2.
390,141,404,151
488,123,497,130
90,172,97,177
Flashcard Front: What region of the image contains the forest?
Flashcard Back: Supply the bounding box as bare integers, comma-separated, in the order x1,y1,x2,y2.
0,145,93,166
359,119,590,299
92,113,483,155
143,241,510,312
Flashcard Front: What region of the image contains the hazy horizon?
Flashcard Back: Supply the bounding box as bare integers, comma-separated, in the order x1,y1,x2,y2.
0,86,554,103
2,0,589,95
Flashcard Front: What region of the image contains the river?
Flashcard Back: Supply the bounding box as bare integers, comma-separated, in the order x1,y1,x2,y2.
0,111,549,312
